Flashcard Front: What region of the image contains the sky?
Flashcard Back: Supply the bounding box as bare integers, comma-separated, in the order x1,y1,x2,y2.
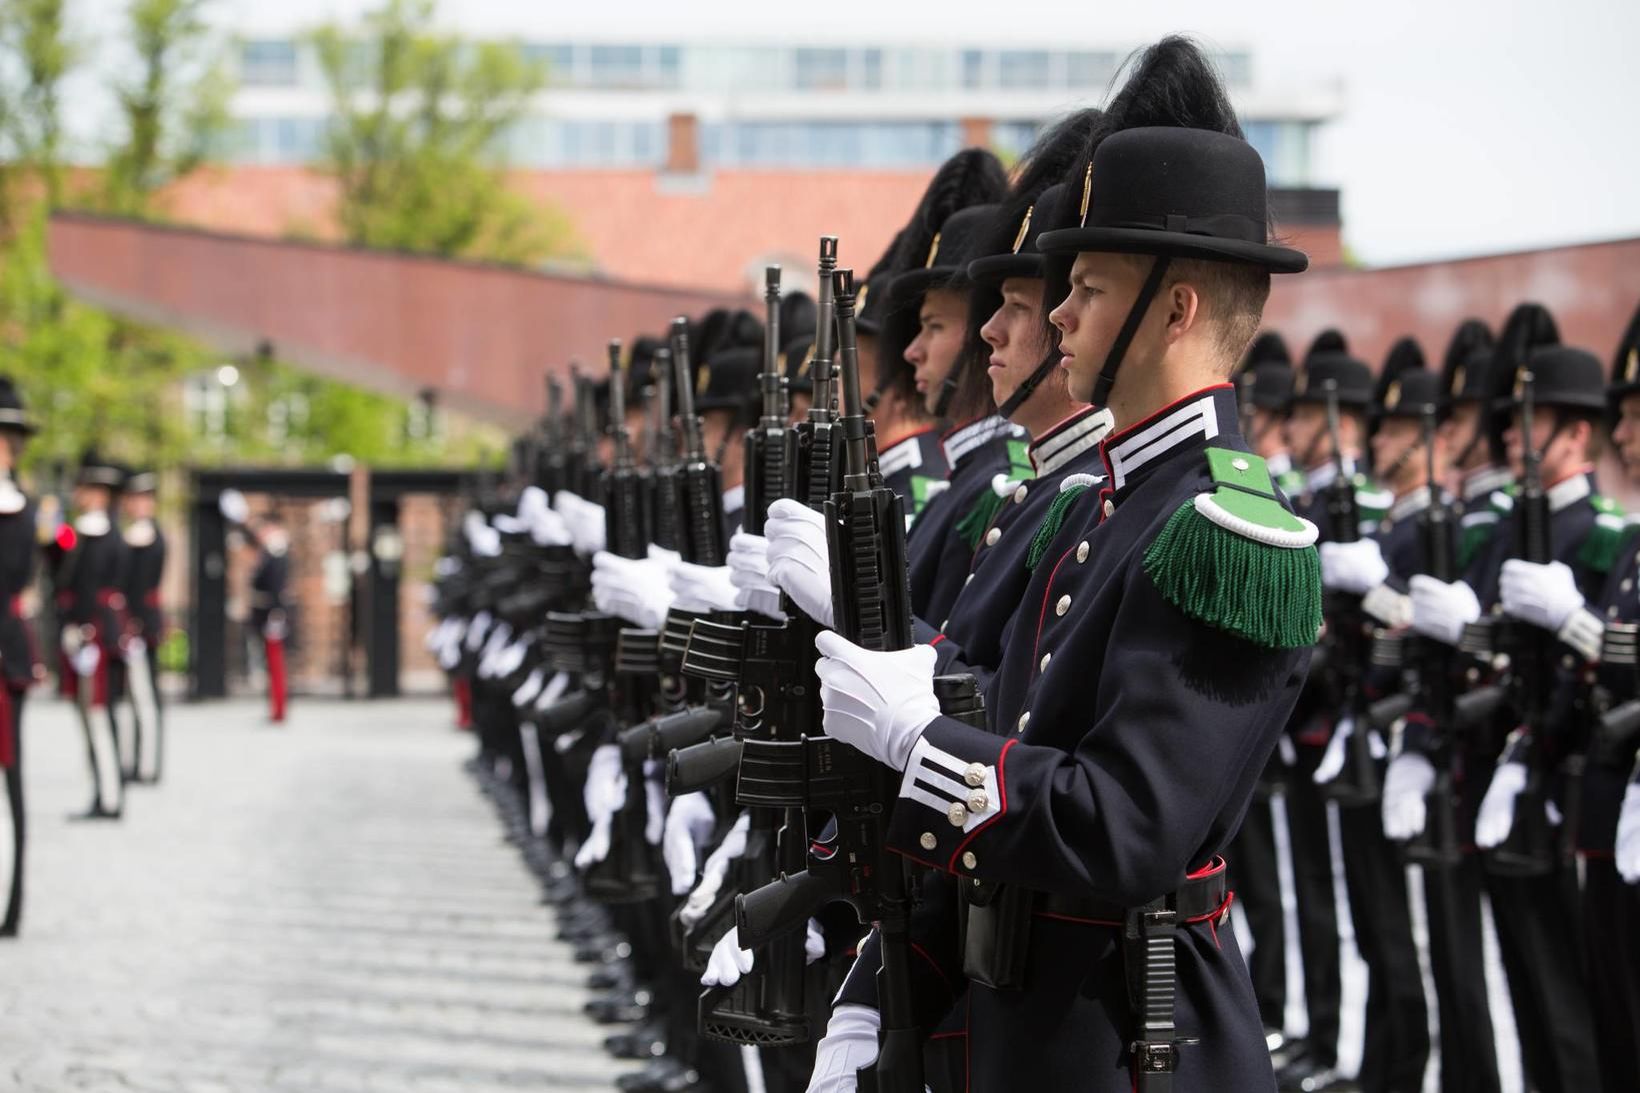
87,0,1640,269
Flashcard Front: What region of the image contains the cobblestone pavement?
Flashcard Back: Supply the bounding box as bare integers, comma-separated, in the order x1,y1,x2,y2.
0,697,631,1092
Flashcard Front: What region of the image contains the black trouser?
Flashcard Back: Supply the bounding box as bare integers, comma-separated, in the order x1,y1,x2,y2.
1582,856,1638,1092
1230,793,1287,1031
2,691,24,934
1287,746,1343,1060
1336,801,1429,1093
1419,855,1501,1093
1485,862,1601,1093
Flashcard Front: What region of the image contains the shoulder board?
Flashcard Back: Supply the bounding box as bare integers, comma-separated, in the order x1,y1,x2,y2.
1457,509,1503,569
905,475,946,528
955,485,1007,550
1274,467,1306,498
1591,493,1626,517
1004,438,1034,482
1142,448,1321,649
1354,483,1394,517
1578,509,1631,575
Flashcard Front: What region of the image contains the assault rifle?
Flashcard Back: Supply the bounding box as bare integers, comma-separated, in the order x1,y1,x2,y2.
734,267,926,1093
742,266,790,535
1486,372,1558,876
1318,380,1381,805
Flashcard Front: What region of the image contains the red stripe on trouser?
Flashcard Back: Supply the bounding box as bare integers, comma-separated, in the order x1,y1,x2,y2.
266,635,287,721
453,676,473,730
0,684,13,769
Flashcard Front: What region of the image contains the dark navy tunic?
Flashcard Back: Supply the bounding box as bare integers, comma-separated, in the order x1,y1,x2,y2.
846,385,1313,1091
876,427,948,536
904,417,1024,626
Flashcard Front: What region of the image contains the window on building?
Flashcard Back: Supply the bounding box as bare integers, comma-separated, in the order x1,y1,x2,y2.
656,45,682,88
992,120,1041,160
1065,50,1116,90
997,50,1050,90
706,120,960,168
858,49,883,90
525,44,576,86
794,47,849,91
587,44,645,88
960,49,987,89
240,39,298,87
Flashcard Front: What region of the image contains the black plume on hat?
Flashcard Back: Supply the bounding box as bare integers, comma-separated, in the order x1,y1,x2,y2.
1609,298,1640,403
1293,329,1374,408
626,335,665,408
969,108,1105,289
779,291,817,347
1439,318,1495,409
1037,38,1253,310
876,149,1008,411
1305,329,1349,364
1371,338,1430,428
1235,333,1295,413
856,229,903,337
1239,332,1292,374
1484,302,1561,459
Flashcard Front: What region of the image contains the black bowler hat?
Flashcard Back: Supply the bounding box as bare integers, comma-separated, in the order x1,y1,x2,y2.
1609,299,1640,404
782,331,816,396
1438,319,1495,409
626,335,664,407
1245,363,1295,414
1375,368,1443,421
77,450,124,490
1037,126,1308,274
124,467,158,495
1371,337,1428,427
1483,302,1562,459
1292,331,1373,408
780,291,817,346
1495,344,1607,414
890,203,1002,306
696,345,762,419
0,375,35,434
969,183,1067,286
855,231,902,337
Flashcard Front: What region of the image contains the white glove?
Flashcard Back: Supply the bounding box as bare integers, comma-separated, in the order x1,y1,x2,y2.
591,550,675,628
554,491,607,557
814,631,940,771
512,667,546,708
670,561,741,614
1310,717,1384,783
680,811,751,928
728,532,786,620
766,498,834,629
807,1004,882,1093
1382,752,1436,840
700,919,827,988
1320,539,1390,596
1475,760,1528,849
1409,576,1481,646
1617,778,1640,884
1499,559,1584,633
464,610,492,651
72,639,101,678
574,745,626,869
529,505,572,547
663,792,718,895
494,639,526,679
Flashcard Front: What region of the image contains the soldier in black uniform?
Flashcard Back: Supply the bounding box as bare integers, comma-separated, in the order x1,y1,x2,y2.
250,512,291,724
120,467,166,783
54,452,130,819
805,38,1318,1092
0,377,38,936
1411,318,1607,1092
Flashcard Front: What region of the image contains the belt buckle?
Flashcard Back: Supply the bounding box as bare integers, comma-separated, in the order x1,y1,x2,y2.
1131,1040,1179,1074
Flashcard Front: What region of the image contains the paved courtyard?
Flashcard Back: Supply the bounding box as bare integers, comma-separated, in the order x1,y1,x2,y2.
0,697,629,1092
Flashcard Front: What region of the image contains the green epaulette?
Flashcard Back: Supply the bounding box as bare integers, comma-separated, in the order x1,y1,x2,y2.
1578,494,1630,575
1353,475,1393,526
905,474,945,531
1275,467,1306,499
1026,479,1093,570
1457,513,1500,570
955,440,1037,550
1143,448,1321,649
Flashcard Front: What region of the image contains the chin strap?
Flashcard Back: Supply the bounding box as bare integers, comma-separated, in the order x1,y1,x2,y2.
1090,257,1172,409
997,348,1065,421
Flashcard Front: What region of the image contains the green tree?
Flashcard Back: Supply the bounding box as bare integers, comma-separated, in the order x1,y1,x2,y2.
101,0,231,216
312,0,579,264
0,0,76,216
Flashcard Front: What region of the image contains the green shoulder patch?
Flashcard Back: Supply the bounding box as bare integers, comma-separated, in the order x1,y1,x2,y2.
1274,467,1306,499
906,474,944,528
1353,475,1393,524
1578,496,1632,574
1143,448,1322,649
955,487,1007,550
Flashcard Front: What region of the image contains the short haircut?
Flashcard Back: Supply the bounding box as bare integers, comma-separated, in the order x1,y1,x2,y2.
1168,258,1272,368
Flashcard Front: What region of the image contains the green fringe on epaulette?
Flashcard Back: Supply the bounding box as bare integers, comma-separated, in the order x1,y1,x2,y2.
1026,484,1091,570
955,488,1006,550
1577,516,1632,575
1142,500,1322,649
1457,520,1496,570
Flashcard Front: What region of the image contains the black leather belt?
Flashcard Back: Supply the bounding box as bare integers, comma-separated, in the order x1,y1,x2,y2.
1037,858,1230,926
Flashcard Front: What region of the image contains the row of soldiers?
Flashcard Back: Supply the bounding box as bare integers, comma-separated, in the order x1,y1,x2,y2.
0,379,171,939
428,36,1639,1093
